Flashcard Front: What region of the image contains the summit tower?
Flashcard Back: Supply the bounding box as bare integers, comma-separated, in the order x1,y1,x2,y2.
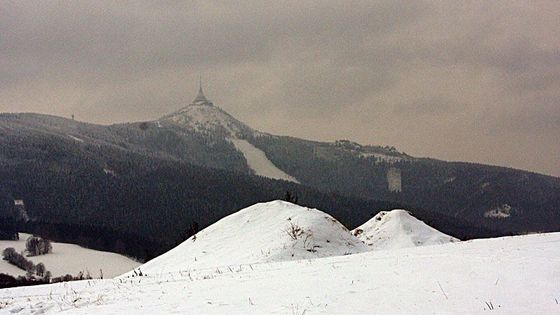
191,77,213,106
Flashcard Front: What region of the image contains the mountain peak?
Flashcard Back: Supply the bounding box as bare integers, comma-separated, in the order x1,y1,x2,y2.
159,87,253,138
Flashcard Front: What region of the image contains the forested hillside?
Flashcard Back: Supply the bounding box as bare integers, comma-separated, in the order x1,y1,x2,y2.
247,134,560,234
1,111,558,261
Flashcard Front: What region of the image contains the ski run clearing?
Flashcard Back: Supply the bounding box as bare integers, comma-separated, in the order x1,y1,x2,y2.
0,234,140,279
230,139,299,183
1,201,559,314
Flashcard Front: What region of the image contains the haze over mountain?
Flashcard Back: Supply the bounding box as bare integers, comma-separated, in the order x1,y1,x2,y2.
2,1,559,178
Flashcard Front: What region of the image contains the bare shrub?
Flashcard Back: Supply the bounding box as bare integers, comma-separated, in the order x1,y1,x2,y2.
25,236,52,256
285,222,304,240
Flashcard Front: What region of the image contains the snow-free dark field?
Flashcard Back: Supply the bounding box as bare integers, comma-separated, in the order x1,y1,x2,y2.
1,201,558,314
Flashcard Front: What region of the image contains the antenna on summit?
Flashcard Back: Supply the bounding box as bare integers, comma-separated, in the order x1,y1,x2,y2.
191,74,213,106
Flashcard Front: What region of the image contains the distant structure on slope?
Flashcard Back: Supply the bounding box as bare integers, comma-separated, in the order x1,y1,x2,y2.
387,167,402,193
190,77,213,106
14,199,24,207
13,199,30,221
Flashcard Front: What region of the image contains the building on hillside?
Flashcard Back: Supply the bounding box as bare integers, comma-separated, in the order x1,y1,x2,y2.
387,167,402,193
13,199,30,221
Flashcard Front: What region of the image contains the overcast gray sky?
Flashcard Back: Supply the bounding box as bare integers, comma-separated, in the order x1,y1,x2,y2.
1,1,559,177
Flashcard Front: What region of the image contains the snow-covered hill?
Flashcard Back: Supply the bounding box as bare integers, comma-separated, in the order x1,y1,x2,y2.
158,98,299,182
2,232,559,314
159,104,253,138
0,234,140,278
352,210,458,250
122,201,367,276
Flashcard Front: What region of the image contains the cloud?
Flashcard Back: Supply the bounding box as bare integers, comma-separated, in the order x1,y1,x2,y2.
1,1,559,177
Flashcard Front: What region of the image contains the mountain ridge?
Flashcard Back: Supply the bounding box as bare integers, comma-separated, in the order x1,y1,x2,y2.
1,92,559,254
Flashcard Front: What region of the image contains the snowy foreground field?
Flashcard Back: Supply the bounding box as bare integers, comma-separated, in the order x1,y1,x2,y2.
1,202,559,314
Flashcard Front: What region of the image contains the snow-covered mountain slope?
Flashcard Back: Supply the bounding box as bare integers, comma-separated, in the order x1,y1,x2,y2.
352,210,459,250
157,104,299,182
3,232,559,314
230,139,299,183
159,104,254,138
0,234,140,278
122,201,367,276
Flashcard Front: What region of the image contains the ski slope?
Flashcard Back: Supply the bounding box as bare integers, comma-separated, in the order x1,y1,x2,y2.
352,210,459,250
123,200,365,276
230,139,299,183
1,232,559,314
0,234,140,279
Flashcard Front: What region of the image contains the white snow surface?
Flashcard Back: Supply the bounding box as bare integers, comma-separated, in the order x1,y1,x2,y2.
230,139,299,183
67,135,84,143
159,104,251,137
2,232,559,314
352,210,459,249
122,201,366,276
0,234,140,278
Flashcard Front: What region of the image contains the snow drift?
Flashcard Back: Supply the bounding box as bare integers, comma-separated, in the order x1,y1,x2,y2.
123,201,367,276
352,209,458,250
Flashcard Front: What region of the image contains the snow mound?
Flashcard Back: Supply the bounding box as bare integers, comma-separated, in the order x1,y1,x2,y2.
123,201,367,276
159,104,253,138
352,210,458,250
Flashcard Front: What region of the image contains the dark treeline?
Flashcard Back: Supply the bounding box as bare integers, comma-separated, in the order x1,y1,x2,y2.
0,273,49,288
0,151,497,261
1,111,559,253
20,222,163,262
2,248,34,273
0,218,19,240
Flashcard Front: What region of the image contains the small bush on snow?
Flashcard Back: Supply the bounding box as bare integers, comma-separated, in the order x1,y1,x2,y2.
25,236,52,256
